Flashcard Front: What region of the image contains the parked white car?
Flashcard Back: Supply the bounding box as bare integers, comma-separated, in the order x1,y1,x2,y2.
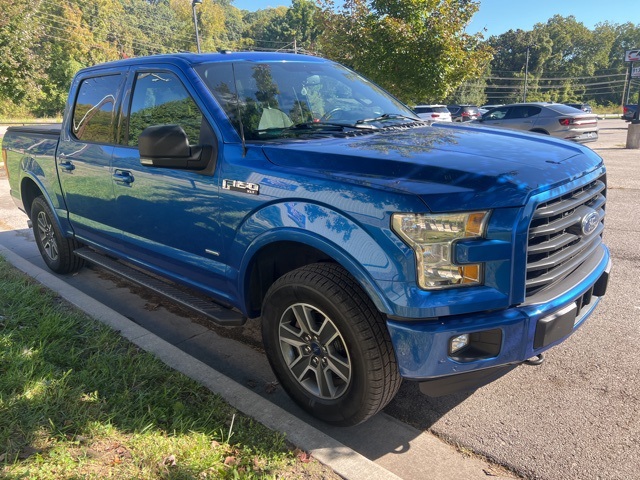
413,104,452,122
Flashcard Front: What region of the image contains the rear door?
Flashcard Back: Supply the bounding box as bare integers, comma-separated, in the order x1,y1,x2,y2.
482,106,541,132
503,105,541,130
57,71,125,248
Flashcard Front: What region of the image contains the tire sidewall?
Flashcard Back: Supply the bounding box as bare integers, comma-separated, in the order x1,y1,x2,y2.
262,279,373,425
31,197,63,272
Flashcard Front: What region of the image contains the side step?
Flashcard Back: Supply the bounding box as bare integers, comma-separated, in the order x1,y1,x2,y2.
74,247,246,327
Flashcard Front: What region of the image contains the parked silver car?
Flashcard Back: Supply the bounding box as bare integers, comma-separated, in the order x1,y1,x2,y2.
478,103,598,143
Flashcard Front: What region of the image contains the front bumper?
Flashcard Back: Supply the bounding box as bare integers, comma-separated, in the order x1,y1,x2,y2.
386,248,611,395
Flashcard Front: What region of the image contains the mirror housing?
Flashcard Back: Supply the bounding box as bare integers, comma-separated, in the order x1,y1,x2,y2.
138,124,213,170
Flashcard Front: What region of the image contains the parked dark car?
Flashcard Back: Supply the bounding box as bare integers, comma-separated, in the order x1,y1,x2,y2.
479,102,598,143
622,104,638,122
446,104,481,122
565,103,593,113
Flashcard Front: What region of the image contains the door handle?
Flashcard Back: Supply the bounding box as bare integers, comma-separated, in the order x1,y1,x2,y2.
113,170,134,184
59,161,75,172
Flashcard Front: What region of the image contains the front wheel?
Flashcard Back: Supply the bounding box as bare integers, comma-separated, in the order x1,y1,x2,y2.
31,196,84,274
262,263,401,426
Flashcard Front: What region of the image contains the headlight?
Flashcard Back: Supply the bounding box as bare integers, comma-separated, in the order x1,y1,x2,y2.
392,212,489,289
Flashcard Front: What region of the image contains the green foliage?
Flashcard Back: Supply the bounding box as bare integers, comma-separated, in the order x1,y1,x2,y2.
241,0,322,52
0,1,46,110
0,257,323,479
317,0,493,104
1,0,638,116
483,16,640,106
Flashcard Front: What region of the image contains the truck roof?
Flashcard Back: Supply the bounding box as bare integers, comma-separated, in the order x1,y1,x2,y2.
76,51,328,74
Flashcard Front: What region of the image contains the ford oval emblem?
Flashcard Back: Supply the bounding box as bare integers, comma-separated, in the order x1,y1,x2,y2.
581,211,600,236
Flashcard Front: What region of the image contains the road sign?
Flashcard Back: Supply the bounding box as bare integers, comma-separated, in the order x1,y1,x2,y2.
625,49,640,62
633,66,640,78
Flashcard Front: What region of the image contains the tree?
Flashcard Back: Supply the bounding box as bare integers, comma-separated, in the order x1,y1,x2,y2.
282,0,323,51
241,7,289,50
0,0,46,116
241,0,321,53
317,0,492,104
485,16,632,106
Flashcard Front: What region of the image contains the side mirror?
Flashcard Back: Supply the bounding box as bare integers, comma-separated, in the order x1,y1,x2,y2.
138,124,213,170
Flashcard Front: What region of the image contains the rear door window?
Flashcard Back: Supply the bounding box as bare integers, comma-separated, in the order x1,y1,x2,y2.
509,106,541,119
72,74,123,143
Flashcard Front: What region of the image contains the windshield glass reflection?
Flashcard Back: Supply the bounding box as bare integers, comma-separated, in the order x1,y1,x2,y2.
195,60,419,140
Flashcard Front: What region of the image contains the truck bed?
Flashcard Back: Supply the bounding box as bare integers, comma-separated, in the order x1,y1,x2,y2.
6,123,62,137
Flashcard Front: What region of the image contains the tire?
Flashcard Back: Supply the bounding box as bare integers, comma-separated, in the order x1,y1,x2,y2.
261,263,401,426
31,196,84,274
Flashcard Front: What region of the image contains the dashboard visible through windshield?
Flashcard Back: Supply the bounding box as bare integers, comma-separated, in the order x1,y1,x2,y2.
195,60,418,140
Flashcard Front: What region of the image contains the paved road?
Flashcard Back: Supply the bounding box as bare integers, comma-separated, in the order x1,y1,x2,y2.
1,120,638,479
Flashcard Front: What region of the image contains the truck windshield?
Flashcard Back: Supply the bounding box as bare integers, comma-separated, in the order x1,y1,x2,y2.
194,60,418,140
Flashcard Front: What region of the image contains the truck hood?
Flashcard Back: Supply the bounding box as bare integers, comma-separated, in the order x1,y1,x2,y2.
261,123,604,212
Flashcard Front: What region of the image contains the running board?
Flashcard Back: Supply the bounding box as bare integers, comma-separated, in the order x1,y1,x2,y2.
74,247,246,327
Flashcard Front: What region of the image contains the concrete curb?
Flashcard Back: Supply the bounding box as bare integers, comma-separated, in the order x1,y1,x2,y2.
0,245,400,480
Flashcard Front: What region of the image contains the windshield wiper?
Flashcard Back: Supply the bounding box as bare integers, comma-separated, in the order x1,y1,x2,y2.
356,113,421,124
288,121,377,131
253,121,376,138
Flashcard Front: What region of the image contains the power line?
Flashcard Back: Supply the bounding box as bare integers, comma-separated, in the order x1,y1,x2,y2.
35,0,199,53
487,73,626,81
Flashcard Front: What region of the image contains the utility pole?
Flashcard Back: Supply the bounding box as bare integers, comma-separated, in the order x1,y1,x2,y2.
192,0,202,54
523,45,532,103
621,63,631,107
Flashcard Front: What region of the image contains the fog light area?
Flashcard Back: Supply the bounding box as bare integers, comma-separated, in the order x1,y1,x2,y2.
450,334,469,353
448,328,503,362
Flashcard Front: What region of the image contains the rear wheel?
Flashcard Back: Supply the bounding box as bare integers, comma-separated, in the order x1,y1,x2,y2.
31,196,84,274
262,263,401,426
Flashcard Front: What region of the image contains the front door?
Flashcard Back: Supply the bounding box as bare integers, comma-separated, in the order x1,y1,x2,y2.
110,69,227,295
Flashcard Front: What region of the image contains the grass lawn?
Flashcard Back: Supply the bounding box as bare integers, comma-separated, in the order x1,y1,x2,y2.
0,256,337,479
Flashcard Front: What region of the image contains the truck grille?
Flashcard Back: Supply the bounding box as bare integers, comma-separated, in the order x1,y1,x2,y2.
526,176,606,297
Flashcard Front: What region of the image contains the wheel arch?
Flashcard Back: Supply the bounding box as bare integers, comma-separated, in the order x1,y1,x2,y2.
530,128,549,135
20,172,75,238
240,230,395,319
20,175,47,220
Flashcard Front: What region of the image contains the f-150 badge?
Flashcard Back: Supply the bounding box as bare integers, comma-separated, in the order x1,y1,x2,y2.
222,179,260,195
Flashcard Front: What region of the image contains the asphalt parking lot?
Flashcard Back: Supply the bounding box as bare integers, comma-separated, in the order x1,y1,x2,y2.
1,119,638,479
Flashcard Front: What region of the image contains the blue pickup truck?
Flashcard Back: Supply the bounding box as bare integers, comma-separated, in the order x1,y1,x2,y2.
2,52,611,425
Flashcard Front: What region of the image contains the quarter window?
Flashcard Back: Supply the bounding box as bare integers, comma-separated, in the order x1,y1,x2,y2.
72,75,122,143
128,72,203,147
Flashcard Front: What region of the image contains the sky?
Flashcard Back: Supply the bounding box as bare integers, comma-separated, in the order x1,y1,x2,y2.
231,0,634,38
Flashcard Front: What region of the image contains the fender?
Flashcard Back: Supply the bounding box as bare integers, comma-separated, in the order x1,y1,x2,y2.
234,201,403,315
18,171,72,238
